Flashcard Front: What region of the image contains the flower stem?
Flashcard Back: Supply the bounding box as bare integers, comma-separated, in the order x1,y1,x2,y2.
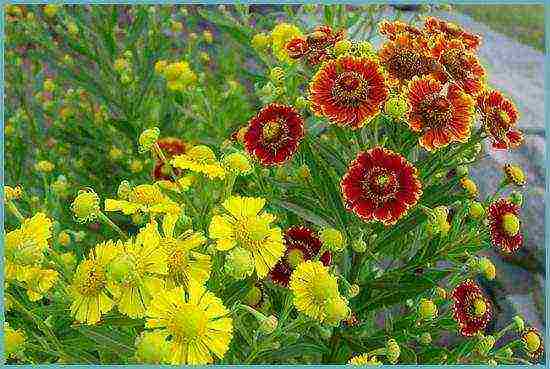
7,200,25,222
98,211,127,240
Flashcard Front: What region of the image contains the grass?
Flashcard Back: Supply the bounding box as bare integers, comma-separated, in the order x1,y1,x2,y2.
455,5,545,51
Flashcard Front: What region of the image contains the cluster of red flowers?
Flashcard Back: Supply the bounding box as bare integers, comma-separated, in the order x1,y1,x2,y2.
233,17,525,229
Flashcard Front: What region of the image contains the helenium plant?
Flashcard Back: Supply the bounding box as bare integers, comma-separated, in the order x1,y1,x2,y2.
3,3,543,365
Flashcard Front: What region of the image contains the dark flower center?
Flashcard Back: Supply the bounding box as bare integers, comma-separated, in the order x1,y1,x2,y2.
420,94,453,129
385,48,436,82
362,168,398,201
440,48,468,80
262,120,283,142
332,72,369,106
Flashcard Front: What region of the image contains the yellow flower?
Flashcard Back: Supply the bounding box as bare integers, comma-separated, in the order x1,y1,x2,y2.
5,212,53,281
35,160,55,173
43,4,60,18
251,33,271,51
209,196,284,278
348,353,382,365
130,159,144,173
71,189,100,223
145,281,233,364
5,185,23,201
460,177,478,198
4,323,26,359
109,147,124,160
105,184,180,216
154,60,168,74
19,267,59,302
203,30,213,43
162,61,197,91
171,145,226,179
114,57,130,73
289,260,349,325
155,175,194,193
504,163,526,186
69,241,120,324
153,213,211,289
223,152,252,176
134,331,171,364
57,231,71,246
107,221,167,318
271,23,303,62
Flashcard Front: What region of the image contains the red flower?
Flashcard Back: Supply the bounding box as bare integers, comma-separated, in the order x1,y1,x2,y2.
477,90,523,150
286,37,309,59
340,147,422,225
487,198,523,253
407,76,474,151
379,19,424,40
378,33,439,86
152,137,187,181
244,104,304,166
304,25,345,65
310,56,389,129
451,280,492,336
424,16,481,51
269,226,332,287
430,35,486,96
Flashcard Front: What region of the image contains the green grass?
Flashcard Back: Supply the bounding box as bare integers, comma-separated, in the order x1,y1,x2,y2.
455,5,545,51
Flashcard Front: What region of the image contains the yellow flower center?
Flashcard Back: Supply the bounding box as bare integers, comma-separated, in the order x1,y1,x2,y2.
502,213,520,237
472,298,487,317
262,120,282,142
376,174,390,186
166,244,190,284
169,304,207,340
524,331,541,352
235,218,269,250
287,249,305,269
77,261,106,296
310,274,338,303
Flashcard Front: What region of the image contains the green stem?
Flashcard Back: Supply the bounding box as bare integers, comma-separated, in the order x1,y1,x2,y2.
7,200,25,222
98,211,127,240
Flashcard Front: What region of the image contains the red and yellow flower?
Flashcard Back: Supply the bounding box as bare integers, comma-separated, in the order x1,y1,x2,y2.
152,137,187,181
430,35,486,96
378,19,423,40
269,226,332,287
378,33,439,86
340,147,422,226
424,16,482,51
451,279,492,336
244,104,304,166
407,76,474,151
487,198,523,254
285,37,309,59
476,90,523,150
286,25,345,65
310,56,388,129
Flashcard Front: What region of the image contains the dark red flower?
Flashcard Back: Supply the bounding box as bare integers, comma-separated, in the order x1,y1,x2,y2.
244,104,304,166
378,33,439,86
269,226,332,287
477,90,523,150
424,16,482,51
407,76,475,151
286,37,309,59
430,35,486,96
487,198,523,253
340,147,422,225
310,56,389,129
451,279,492,336
152,137,187,181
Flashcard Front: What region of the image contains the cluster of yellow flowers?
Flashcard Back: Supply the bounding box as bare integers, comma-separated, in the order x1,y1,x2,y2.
154,60,197,92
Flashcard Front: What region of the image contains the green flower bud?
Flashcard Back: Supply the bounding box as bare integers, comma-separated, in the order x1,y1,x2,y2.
478,257,496,280
386,338,400,364
259,315,278,335
418,298,438,321
384,96,408,119
419,332,432,345
324,297,350,326
269,67,285,84
224,247,254,280
468,201,485,220
508,191,523,207
71,189,100,223
117,180,132,200
320,227,345,252
513,315,525,332
138,127,160,153
456,165,469,177
244,285,263,307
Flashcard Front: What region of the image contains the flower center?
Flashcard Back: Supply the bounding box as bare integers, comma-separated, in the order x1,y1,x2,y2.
385,48,436,81
420,95,453,129
262,120,283,142
524,331,541,352
472,297,487,317
502,213,520,237
498,110,511,125
77,261,107,296
310,274,338,303
235,218,269,251
332,71,369,106
440,48,467,80
363,168,398,202
287,248,305,269
169,304,207,340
